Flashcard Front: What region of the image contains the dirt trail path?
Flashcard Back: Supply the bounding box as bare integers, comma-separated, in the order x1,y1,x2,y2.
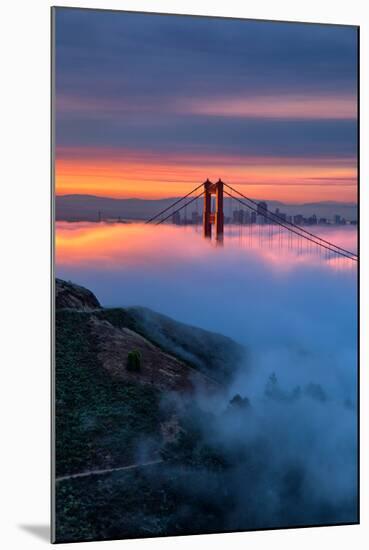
56,459,162,483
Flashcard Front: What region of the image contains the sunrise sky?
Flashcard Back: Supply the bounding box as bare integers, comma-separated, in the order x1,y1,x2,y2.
55,9,358,203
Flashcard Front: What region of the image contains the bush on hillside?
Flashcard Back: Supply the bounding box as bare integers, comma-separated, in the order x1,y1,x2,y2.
127,350,141,372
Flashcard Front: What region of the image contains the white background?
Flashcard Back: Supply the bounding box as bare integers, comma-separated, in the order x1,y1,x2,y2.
1,0,368,547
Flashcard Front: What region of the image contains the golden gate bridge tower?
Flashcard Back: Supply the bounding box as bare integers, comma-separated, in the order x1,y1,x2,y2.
203,178,224,241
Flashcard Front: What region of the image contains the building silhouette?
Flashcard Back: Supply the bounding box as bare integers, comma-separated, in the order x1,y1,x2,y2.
172,211,181,225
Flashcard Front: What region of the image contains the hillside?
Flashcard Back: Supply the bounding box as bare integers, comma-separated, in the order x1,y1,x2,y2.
55,279,244,476
55,279,248,541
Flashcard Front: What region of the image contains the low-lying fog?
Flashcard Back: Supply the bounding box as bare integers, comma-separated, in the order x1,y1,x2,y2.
56,222,358,527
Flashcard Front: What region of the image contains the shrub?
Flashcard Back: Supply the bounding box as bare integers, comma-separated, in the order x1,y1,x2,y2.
127,350,141,372
229,393,250,409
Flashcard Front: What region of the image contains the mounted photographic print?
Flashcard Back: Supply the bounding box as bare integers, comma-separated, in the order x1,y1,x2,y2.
51,7,359,543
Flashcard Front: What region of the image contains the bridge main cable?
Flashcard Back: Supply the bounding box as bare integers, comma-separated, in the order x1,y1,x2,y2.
155,190,205,225
223,189,357,262
145,183,205,224
224,182,358,259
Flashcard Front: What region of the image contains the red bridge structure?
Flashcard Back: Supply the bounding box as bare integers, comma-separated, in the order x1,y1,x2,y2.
203,179,224,241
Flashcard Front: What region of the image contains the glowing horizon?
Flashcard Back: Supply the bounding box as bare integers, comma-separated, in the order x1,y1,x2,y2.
56,148,357,203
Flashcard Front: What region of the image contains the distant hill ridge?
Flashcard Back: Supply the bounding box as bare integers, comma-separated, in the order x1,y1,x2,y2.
55,194,357,222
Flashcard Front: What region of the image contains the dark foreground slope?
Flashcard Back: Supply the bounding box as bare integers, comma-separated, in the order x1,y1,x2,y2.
54,279,247,541
54,280,356,543
55,280,245,474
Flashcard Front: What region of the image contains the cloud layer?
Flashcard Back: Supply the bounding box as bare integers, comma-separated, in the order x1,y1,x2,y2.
54,9,358,200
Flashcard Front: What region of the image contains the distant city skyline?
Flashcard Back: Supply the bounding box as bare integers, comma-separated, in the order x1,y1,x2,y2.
171,200,357,227
55,10,357,203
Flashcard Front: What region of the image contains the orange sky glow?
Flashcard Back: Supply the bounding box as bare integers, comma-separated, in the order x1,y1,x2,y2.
56,148,357,203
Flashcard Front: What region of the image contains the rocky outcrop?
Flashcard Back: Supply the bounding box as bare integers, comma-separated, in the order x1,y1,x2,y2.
55,278,101,310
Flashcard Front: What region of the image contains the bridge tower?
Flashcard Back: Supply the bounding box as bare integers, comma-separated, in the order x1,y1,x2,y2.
203,179,212,238
203,179,224,241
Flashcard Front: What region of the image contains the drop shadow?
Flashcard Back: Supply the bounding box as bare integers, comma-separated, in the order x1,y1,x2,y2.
18,524,50,542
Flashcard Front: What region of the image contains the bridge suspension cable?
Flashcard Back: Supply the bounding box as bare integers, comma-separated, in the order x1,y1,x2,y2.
145,183,204,224
223,189,357,262
154,190,205,225
224,182,358,259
